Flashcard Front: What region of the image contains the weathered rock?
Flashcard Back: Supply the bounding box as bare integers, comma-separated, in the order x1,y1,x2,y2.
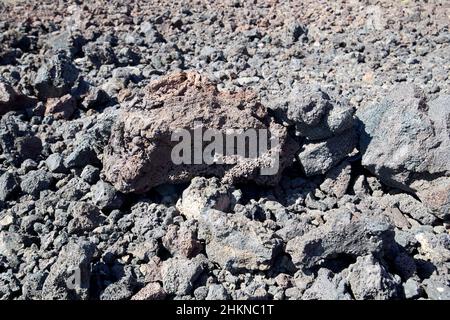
34,52,79,100
423,274,450,300
198,209,283,271
41,239,96,300
302,269,351,300
0,113,43,166
286,212,397,270
298,129,356,176
285,85,354,140
20,170,53,197
346,255,401,300
357,85,450,219
0,81,36,115
161,255,206,295
64,141,99,169
206,284,229,300
176,177,235,220
80,165,100,184
103,71,297,193
67,201,104,234
45,153,66,173
45,94,77,120
0,171,19,201
90,180,123,210
320,161,352,198
162,223,202,258
131,282,166,300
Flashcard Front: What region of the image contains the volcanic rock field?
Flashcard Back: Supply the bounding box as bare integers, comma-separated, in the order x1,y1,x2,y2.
0,0,449,300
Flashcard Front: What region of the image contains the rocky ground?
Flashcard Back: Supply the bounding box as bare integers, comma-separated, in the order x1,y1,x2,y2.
0,0,449,300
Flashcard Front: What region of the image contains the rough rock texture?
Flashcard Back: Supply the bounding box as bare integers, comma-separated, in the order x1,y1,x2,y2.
41,240,96,300
358,84,450,219
198,209,283,271
103,71,297,193
346,255,401,300
286,212,397,270
0,0,449,301
176,177,235,220
0,81,35,115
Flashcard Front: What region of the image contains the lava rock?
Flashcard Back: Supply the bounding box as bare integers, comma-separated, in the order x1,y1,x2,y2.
346,255,401,299
131,282,166,300
176,177,235,220
298,129,356,176
20,170,53,197
45,153,66,173
286,212,397,270
302,269,351,300
90,180,123,210
45,94,77,120
0,171,19,201
41,239,96,300
80,165,100,184
103,71,297,193
198,209,283,271
357,85,450,219
34,52,79,100
67,201,104,234
161,255,206,295
0,81,36,115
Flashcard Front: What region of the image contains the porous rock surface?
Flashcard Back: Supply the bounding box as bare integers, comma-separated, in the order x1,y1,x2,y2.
103,71,297,193
0,0,449,301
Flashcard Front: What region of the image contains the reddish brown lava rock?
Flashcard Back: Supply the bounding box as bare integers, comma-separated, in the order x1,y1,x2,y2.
103,71,298,193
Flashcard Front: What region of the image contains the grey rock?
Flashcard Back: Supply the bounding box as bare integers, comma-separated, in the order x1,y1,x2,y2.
41,239,96,300
64,142,99,169
286,213,397,270
302,269,351,300
0,231,24,267
298,129,356,176
198,209,282,271
176,177,235,220
20,170,53,197
34,52,79,100
346,255,401,300
161,255,206,295
0,113,42,166
206,284,229,300
423,274,450,300
403,278,423,299
80,165,100,184
91,180,123,210
0,172,19,201
320,161,352,198
67,201,104,234
45,153,66,173
22,271,47,300
99,267,137,300
358,85,450,219
0,80,36,115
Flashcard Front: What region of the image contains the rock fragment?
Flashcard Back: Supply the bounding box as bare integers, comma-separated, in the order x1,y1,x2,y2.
357,84,450,219
286,213,397,270
41,240,96,300
103,71,297,193
198,209,283,271
34,52,79,100
161,255,206,296
176,177,235,220
45,94,77,120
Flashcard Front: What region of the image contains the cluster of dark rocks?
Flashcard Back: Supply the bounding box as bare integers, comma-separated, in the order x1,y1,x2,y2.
0,0,449,300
